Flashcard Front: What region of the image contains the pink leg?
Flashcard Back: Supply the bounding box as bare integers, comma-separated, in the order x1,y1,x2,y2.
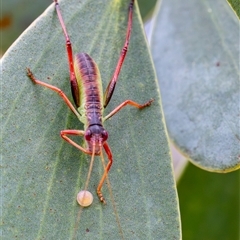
61,130,114,204
54,0,80,107
26,68,80,118
54,0,75,82
104,99,153,121
60,129,92,155
97,142,113,203
103,0,135,108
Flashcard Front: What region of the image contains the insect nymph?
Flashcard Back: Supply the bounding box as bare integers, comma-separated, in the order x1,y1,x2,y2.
27,0,153,205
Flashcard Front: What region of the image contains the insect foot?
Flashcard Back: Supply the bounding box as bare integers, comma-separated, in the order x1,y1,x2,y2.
146,99,154,106
97,191,107,205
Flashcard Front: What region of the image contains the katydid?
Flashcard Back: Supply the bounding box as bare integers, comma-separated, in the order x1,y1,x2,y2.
27,0,153,206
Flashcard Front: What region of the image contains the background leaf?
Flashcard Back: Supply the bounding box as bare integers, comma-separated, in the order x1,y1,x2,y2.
151,0,240,172
226,0,240,19
1,0,50,54
1,0,180,239
137,0,157,20
0,0,157,56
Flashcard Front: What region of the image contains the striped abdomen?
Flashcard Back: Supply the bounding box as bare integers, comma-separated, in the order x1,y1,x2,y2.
73,53,104,127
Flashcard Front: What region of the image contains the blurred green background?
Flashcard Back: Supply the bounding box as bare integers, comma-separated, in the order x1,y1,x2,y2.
178,163,239,240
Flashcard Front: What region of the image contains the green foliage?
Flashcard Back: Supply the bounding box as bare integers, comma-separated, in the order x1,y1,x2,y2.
138,0,157,20
227,0,240,18
1,0,50,54
1,0,179,239
150,0,239,239
178,164,239,240
2,0,239,239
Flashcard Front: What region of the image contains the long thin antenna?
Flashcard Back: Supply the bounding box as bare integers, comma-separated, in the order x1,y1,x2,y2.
99,149,125,240
72,144,96,239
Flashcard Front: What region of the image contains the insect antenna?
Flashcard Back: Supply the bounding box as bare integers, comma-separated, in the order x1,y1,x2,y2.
72,144,96,239
99,148,125,240
83,143,96,198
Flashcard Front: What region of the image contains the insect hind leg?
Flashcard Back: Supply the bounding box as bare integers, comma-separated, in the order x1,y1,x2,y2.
103,0,135,108
54,0,80,107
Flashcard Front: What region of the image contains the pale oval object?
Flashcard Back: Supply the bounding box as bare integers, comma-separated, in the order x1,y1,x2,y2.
77,190,93,207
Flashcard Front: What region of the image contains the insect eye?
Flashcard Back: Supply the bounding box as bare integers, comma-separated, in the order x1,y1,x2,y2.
85,130,92,141
102,130,108,141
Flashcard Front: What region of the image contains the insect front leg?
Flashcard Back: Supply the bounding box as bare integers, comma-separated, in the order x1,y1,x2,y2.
97,142,113,204
60,130,92,155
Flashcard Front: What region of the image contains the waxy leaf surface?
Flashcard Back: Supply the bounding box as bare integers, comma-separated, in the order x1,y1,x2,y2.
1,0,181,239
151,0,239,172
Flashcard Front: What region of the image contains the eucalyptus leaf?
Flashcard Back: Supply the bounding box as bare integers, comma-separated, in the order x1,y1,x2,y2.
151,0,240,172
1,0,180,239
